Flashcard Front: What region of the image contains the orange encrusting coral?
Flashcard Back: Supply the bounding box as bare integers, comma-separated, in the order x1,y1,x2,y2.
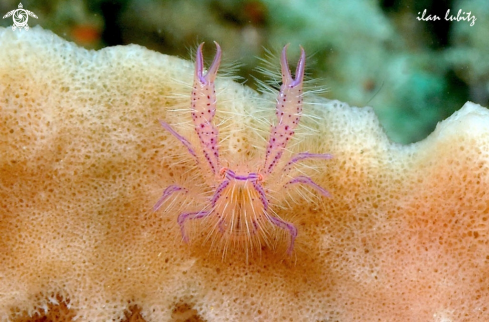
1,26,489,321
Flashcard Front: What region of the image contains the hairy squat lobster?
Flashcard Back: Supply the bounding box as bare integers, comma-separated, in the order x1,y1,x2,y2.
154,42,332,255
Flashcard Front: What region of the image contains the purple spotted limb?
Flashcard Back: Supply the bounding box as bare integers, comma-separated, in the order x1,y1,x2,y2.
154,42,332,255
190,42,221,175
263,45,306,174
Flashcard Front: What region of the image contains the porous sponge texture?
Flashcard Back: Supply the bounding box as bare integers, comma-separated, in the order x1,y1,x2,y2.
1,26,489,321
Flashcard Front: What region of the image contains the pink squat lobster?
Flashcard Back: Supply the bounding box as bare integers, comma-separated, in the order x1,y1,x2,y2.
155,42,332,254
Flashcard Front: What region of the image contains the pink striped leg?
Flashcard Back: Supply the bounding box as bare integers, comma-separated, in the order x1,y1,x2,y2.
284,176,331,198
177,211,212,242
153,185,188,212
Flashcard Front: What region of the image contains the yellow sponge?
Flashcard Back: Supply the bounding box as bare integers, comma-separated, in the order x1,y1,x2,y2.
1,26,489,321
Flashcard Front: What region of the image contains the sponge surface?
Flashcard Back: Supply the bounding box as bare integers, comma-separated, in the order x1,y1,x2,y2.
1,27,489,321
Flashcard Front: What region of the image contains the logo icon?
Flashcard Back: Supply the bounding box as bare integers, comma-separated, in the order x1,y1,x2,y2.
3,3,38,31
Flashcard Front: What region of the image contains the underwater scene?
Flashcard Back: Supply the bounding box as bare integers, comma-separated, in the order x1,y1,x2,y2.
1,0,489,321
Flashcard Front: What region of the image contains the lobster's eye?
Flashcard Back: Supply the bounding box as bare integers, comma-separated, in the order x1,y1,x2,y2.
219,167,228,177
257,173,264,182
